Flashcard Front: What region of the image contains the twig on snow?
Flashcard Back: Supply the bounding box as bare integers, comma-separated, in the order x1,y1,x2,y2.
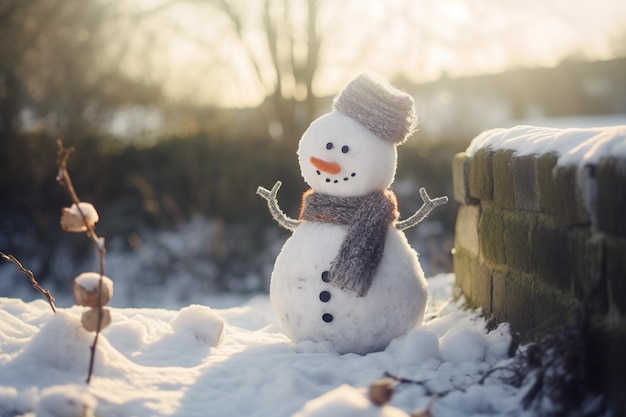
0,252,56,313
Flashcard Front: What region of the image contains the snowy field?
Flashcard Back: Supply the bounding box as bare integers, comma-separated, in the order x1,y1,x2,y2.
0,273,546,417
2,123,621,416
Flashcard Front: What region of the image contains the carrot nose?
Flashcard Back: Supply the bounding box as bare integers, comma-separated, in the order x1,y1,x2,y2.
310,156,341,175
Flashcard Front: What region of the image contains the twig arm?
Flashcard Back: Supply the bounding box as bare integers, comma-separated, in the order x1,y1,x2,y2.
256,181,300,231
396,187,448,231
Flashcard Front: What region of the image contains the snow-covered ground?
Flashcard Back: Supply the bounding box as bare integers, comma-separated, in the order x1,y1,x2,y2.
0,273,552,417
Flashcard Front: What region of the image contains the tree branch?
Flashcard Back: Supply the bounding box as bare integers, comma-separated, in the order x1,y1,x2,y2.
0,252,56,313
56,139,107,384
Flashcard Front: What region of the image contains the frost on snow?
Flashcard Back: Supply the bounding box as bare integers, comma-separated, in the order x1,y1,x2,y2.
0,274,556,417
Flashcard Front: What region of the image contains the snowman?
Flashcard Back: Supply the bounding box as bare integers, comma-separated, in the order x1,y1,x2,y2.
257,73,447,355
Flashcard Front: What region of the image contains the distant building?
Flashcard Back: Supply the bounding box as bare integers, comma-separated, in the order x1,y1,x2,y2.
399,57,626,142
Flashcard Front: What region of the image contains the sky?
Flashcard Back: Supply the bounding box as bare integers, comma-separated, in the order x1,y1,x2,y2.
123,0,626,107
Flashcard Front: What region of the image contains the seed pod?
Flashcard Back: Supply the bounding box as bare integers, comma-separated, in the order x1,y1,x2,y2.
81,307,112,332
368,378,395,406
73,272,113,307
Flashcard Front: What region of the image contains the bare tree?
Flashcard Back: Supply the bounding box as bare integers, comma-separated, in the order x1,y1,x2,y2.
0,0,163,142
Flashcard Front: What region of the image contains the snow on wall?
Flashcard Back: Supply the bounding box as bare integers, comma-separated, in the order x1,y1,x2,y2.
466,125,626,229
453,124,626,413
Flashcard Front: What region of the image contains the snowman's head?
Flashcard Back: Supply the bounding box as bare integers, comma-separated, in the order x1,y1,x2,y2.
298,112,397,197
297,72,416,198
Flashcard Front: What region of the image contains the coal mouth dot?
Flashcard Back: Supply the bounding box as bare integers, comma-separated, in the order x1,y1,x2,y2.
320,172,356,184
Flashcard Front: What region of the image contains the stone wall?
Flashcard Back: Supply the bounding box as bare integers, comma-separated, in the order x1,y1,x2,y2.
452,148,626,411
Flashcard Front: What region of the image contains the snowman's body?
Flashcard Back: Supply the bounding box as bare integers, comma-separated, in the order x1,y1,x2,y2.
259,74,446,355
271,221,427,355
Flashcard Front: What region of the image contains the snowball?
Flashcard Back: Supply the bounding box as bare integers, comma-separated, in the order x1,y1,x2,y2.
36,385,97,417
170,304,224,346
292,385,409,417
440,327,487,364
385,328,440,367
73,273,113,307
60,202,99,232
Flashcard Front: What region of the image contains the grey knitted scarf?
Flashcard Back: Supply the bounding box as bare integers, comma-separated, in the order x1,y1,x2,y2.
299,189,398,297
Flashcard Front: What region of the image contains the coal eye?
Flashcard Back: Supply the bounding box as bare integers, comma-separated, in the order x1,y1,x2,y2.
326,142,334,150
341,145,349,153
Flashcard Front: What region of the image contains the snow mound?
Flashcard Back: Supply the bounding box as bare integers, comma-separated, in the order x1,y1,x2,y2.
170,304,224,346
36,385,97,417
293,384,408,417
0,274,546,417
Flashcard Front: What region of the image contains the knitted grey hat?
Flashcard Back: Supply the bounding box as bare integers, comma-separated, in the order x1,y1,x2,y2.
332,72,417,145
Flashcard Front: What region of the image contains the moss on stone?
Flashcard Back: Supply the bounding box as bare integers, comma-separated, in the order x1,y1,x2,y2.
491,269,536,339
532,280,583,338
478,204,505,265
503,211,532,273
469,148,494,201
529,217,571,293
493,149,516,209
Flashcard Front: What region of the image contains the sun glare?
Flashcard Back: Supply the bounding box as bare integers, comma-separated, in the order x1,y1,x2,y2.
121,0,626,107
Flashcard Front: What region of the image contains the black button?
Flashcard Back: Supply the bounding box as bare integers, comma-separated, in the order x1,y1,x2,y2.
319,291,331,302
322,313,334,323
321,271,330,282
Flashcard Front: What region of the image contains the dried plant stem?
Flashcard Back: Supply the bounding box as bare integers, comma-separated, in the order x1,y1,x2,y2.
56,139,106,384
0,252,56,313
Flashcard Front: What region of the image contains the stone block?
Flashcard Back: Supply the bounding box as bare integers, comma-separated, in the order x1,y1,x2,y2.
606,235,626,314
596,157,626,236
491,270,535,339
453,247,475,303
587,316,626,415
452,152,477,205
469,148,494,201
503,211,532,273
533,284,583,338
529,218,571,293
568,230,607,314
513,155,540,212
536,153,558,213
471,264,493,316
532,281,583,337
492,149,516,209
478,204,505,265
455,205,480,257
553,165,590,226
